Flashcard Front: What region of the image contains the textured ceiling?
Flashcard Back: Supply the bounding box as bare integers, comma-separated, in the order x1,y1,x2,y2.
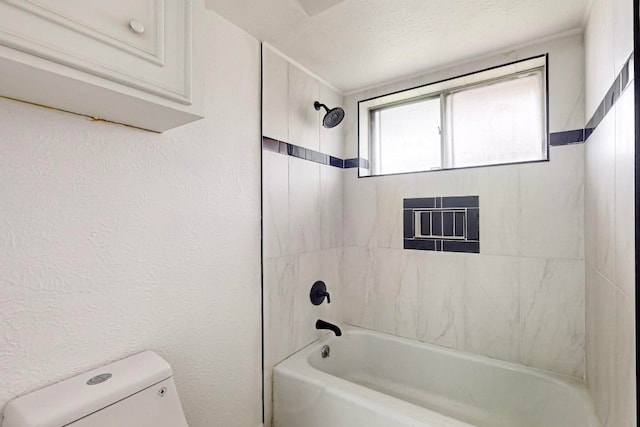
206,0,589,93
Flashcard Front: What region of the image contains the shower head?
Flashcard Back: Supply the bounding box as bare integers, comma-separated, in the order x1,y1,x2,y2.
314,101,345,128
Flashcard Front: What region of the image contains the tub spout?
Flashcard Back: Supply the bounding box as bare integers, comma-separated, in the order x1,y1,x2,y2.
316,319,342,336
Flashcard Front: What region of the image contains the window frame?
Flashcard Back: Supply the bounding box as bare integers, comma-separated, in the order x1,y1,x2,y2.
357,55,549,178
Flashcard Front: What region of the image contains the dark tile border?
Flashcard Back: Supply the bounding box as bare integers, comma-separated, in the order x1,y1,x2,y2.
549,129,585,146
329,156,344,168
262,136,366,169
536,55,633,147
584,54,634,141
344,157,369,169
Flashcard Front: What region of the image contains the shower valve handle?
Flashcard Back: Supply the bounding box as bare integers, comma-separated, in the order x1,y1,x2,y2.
310,281,331,305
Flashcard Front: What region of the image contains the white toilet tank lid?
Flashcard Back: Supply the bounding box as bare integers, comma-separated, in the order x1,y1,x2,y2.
2,351,174,427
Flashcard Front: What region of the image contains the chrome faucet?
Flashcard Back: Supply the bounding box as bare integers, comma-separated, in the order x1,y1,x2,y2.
316,319,342,336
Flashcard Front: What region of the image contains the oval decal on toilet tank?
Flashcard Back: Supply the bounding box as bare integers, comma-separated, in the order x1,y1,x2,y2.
86,373,112,385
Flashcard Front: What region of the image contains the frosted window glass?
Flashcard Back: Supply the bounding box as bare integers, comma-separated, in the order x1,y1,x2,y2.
446,74,544,168
374,97,441,175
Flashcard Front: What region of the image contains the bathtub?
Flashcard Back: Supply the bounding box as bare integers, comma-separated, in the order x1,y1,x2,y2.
273,326,599,427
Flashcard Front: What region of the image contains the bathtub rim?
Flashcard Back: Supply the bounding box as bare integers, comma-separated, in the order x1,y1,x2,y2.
285,325,588,386
273,325,599,426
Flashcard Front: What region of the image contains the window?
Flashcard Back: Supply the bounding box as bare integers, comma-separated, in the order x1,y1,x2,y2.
371,97,441,175
358,56,548,176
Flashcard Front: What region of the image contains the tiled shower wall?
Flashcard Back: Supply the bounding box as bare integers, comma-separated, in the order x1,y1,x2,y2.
261,45,344,427
339,33,588,377
262,27,634,426
583,0,636,424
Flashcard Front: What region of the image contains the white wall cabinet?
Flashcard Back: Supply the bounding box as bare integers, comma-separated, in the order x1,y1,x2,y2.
0,0,203,131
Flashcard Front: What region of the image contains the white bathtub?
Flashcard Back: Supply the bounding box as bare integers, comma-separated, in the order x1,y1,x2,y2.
273,327,599,427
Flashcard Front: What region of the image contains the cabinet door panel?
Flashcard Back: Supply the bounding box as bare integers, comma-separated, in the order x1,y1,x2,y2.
6,0,162,62
0,0,190,104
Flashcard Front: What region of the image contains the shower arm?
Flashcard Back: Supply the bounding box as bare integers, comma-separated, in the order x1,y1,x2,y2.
314,101,329,112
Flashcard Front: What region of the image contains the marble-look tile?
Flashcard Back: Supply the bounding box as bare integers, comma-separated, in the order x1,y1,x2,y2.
345,157,499,252
295,249,343,347
263,256,297,368
262,151,289,259
341,246,375,329
613,0,633,75
342,94,359,158
264,370,274,427
288,157,321,254
585,267,597,385
370,175,414,249
264,249,344,427
519,258,585,377
319,84,344,158
584,145,597,269
614,85,635,298
320,248,345,323
585,0,615,120
343,172,377,247
585,112,616,279
463,255,520,364
288,63,320,151
264,249,343,360
476,164,520,257
585,267,617,426
402,160,477,200
293,253,322,351
613,289,636,427
369,248,419,338
320,165,343,250
414,251,465,350
545,34,585,133
262,47,288,142
519,144,584,260
346,154,580,263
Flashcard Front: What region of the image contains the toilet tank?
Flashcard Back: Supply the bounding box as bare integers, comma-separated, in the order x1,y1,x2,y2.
2,351,188,427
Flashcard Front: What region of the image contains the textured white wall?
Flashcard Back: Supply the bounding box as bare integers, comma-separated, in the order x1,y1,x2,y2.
584,0,636,424
0,10,262,427
340,33,587,378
